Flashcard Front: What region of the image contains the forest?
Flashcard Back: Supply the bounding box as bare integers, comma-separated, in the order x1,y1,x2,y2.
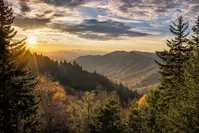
0,0,199,133
27,53,139,102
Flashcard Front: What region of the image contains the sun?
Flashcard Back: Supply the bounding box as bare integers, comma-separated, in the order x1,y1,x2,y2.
27,35,37,46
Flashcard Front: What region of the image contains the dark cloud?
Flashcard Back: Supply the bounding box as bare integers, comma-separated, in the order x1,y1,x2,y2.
75,33,113,40
36,10,54,18
40,0,88,7
14,17,50,29
119,0,140,12
190,0,199,4
52,19,149,40
119,0,182,14
20,2,31,12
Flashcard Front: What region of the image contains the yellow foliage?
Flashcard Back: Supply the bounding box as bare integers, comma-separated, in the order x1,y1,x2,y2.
138,95,147,105
53,91,66,101
36,76,67,102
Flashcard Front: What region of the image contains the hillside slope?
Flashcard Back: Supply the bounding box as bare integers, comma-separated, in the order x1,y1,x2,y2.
27,53,139,101
73,51,160,93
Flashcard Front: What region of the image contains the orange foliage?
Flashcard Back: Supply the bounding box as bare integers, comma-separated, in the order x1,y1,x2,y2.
138,95,147,105
36,76,67,102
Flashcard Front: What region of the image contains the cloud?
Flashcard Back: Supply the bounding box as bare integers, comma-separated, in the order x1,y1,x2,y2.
97,15,142,23
39,0,88,8
19,1,31,12
52,19,149,40
14,17,51,29
8,0,199,43
106,0,191,20
119,0,179,13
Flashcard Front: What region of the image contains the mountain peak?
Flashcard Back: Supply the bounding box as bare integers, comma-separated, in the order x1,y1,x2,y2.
74,51,159,93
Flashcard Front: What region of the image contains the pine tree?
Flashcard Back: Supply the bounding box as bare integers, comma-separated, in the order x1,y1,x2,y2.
154,16,191,132
156,16,191,89
125,100,141,133
0,0,38,132
95,91,123,133
141,91,160,133
181,16,199,132
183,55,199,132
163,17,199,131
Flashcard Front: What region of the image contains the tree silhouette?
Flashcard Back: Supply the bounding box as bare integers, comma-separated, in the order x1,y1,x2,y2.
0,0,38,132
156,16,191,89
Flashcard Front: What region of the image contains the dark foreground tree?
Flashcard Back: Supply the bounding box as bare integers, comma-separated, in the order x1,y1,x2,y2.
0,0,38,132
181,16,199,132
154,16,192,132
156,16,191,89
161,16,199,132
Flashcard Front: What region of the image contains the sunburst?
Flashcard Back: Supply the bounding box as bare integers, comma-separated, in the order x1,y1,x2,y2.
27,35,37,46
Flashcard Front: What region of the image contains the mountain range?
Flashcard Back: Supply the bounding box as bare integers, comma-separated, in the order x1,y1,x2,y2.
38,50,107,61
73,51,160,93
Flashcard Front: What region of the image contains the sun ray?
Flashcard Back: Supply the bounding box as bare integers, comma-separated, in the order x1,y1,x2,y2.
27,35,37,47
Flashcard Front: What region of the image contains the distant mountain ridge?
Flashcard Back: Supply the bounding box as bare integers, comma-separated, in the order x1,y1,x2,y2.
73,51,160,93
39,50,108,61
38,51,80,61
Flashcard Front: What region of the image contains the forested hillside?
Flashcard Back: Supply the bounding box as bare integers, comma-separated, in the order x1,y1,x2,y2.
27,53,139,101
74,51,160,93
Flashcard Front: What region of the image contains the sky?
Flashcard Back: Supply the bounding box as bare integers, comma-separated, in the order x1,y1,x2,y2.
5,0,199,53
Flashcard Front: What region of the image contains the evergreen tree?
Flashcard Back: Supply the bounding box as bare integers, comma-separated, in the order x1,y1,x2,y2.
154,16,191,132
181,16,199,132
125,100,141,133
156,16,191,89
0,0,38,132
182,51,199,132
164,17,199,131
94,91,123,133
163,16,199,133
141,91,160,133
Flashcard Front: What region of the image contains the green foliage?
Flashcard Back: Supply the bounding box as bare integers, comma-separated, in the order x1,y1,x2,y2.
125,100,142,133
181,17,199,132
140,90,160,133
156,16,191,89
93,91,123,133
67,91,99,133
153,16,191,132
124,91,159,133
67,91,124,133
28,53,139,102
0,0,38,132
151,16,199,133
